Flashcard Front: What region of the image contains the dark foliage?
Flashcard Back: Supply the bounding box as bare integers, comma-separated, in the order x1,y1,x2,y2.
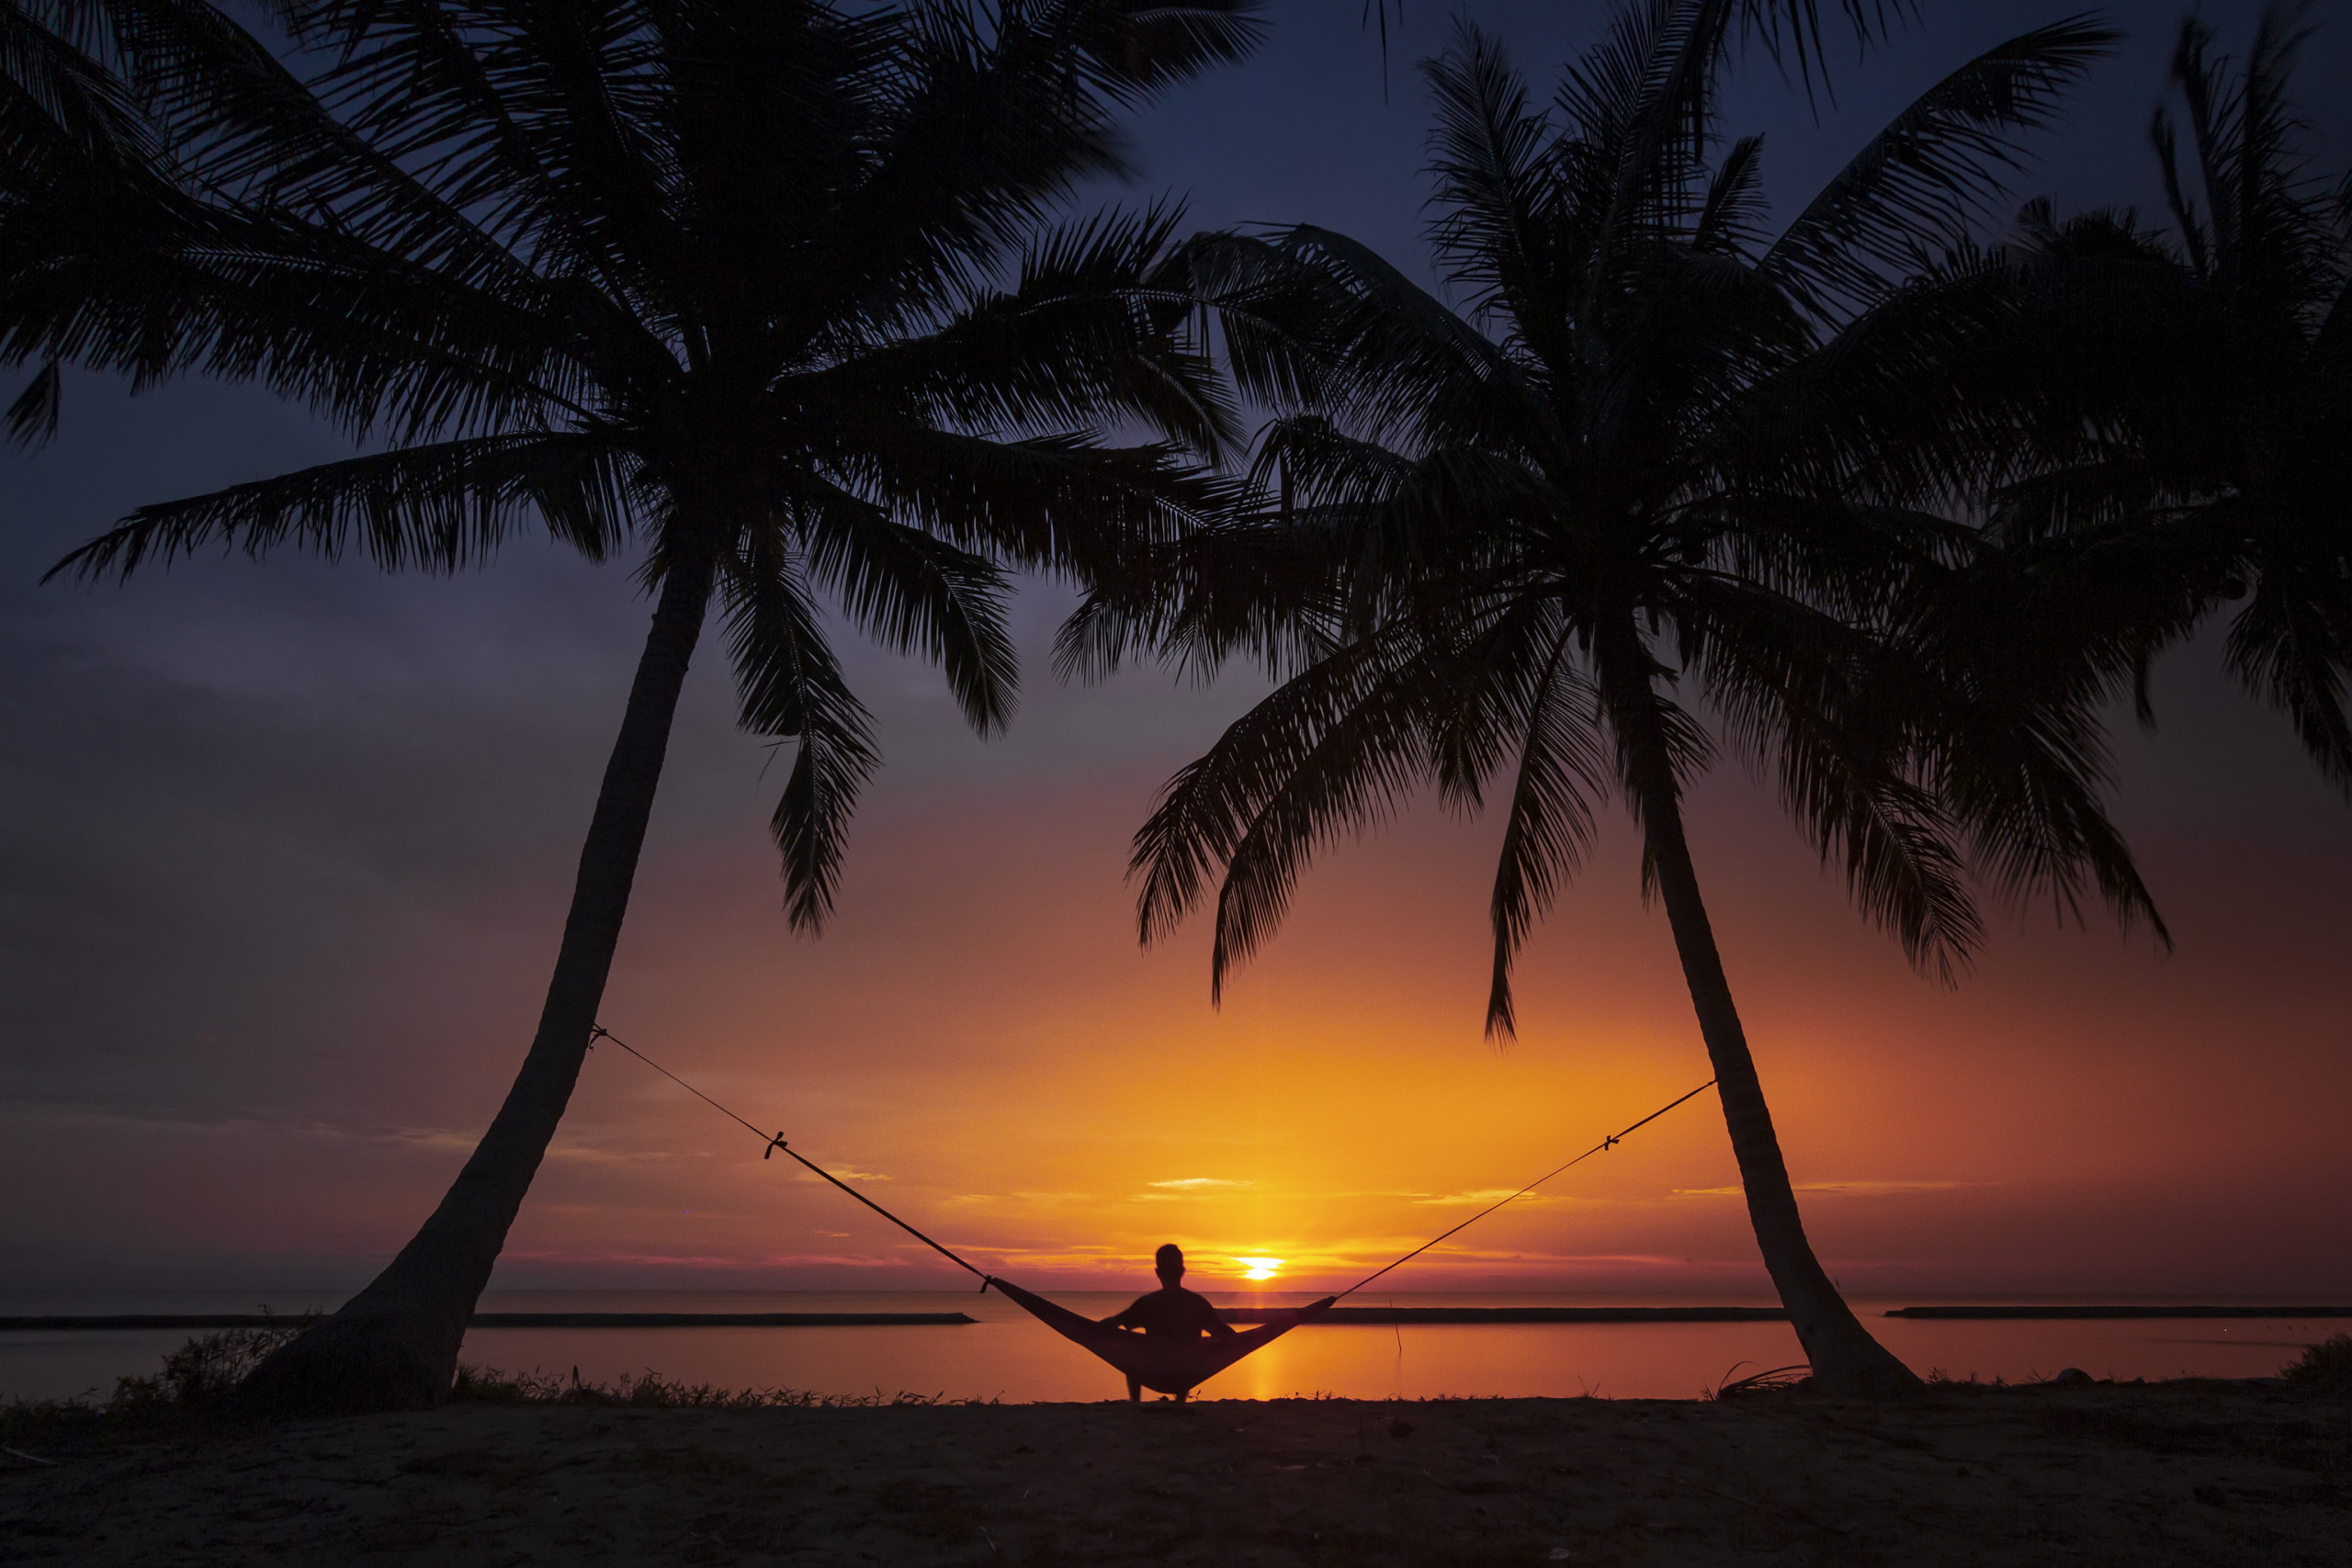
1,0,1261,919
1073,0,2148,1034
2279,1333,2352,1393
1984,7,2352,795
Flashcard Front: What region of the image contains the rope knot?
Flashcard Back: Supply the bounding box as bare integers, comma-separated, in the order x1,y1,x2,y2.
763,1134,787,1160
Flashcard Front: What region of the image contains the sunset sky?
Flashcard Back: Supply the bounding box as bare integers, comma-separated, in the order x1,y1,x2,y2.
4,0,2347,1303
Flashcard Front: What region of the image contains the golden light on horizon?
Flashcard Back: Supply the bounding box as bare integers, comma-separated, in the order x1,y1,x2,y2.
1236,1257,1283,1280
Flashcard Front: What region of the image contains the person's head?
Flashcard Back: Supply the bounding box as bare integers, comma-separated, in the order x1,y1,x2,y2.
1154,1244,1185,1286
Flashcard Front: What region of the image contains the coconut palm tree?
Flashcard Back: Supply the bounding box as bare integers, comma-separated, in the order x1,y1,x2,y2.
0,0,1261,1414
1984,8,2352,794
1063,0,2155,1396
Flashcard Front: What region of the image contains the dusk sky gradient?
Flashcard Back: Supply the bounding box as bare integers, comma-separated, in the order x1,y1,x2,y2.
4,0,2347,1302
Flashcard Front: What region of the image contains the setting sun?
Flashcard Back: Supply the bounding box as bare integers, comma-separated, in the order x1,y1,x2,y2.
1235,1257,1283,1281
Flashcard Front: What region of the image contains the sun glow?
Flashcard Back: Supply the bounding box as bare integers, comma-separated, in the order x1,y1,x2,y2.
1236,1256,1283,1280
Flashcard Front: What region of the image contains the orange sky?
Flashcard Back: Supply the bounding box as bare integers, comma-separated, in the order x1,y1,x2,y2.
13,547,2343,1300
536,662,2352,1300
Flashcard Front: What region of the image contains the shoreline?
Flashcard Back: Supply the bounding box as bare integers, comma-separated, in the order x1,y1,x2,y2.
12,1303,2346,1332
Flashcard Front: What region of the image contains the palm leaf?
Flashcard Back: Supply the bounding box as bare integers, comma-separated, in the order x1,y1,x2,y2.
1421,21,1558,325
1477,626,1610,1037
1129,623,1440,968
3,357,59,445
2226,570,2352,797
796,479,1020,737
43,432,639,581
721,541,882,933
1764,15,2115,315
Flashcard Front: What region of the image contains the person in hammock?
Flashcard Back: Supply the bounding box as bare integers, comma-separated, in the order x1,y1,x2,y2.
1100,1244,1233,1402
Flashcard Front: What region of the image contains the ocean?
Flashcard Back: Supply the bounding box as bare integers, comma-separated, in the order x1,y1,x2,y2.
2,1290,2336,1404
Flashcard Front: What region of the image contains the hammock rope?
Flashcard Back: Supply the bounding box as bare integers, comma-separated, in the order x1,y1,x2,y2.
589,1025,989,1284
1333,1077,1717,1299
589,1021,1715,1303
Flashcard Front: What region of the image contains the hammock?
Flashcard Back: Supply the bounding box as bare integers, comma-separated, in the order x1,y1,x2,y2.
982,1276,1337,1396
587,1024,1713,1395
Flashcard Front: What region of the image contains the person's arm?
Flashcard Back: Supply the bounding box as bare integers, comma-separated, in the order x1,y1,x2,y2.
1099,1294,1146,1331
1197,1292,1235,1337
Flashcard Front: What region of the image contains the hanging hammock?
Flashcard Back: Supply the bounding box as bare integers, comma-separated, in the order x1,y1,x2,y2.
981,1276,1336,1395
587,1024,1713,1398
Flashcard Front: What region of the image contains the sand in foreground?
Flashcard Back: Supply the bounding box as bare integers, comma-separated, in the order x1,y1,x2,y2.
3,1384,2346,1566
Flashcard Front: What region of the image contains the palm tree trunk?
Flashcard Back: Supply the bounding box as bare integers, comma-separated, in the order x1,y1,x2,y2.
1611,668,1922,1398
234,548,720,1416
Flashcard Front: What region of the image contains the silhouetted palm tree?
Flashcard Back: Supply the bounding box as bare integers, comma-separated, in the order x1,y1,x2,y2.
1,0,1260,1414
1066,1,2154,1396
1985,8,2352,792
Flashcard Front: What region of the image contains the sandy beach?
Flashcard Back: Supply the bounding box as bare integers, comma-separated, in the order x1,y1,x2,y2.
4,1382,2345,1566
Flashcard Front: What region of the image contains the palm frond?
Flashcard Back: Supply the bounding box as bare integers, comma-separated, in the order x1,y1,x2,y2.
3,357,59,446
43,433,639,581
1685,572,1984,978
802,0,1264,335
1887,547,2172,943
796,481,1020,737
0,0,155,171
833,426,1226,581
1692,133,1768,256
722,543,882,932
1478,627,1609,1037
1367,0,1913,107
803,203,1236,461
1764,15,2114,315
1051,497,1351,689
2226,570,2352,797
1129,625,1442,983
1266,223,1544,453
1421,22,1556,322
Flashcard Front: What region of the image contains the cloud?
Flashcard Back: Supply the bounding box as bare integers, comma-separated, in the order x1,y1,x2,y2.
1132,1176,1258,1201
940,1190,1096,1209
1671,1179,1985,1199
1408,1188,1560,1207
503,1247,929,1270
0,1102,687,1168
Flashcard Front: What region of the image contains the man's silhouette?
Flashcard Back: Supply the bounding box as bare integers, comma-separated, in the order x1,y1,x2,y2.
1101,1243,1232,1402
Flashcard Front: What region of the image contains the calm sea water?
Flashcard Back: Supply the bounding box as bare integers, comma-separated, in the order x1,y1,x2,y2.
2,1290,2336,1404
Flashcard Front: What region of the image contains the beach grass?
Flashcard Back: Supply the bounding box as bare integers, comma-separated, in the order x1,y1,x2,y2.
2278,1332,2352,1394
2,1328,988,1443
448,1362,991,1409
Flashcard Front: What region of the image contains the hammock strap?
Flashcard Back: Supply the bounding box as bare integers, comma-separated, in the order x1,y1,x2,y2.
1334,1078,1717,1300
590,1024,989,1284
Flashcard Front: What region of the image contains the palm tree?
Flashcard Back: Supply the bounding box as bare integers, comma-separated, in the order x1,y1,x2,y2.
1985,8,2352,795
1064,1,2155,1395
0,0,1261,1414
